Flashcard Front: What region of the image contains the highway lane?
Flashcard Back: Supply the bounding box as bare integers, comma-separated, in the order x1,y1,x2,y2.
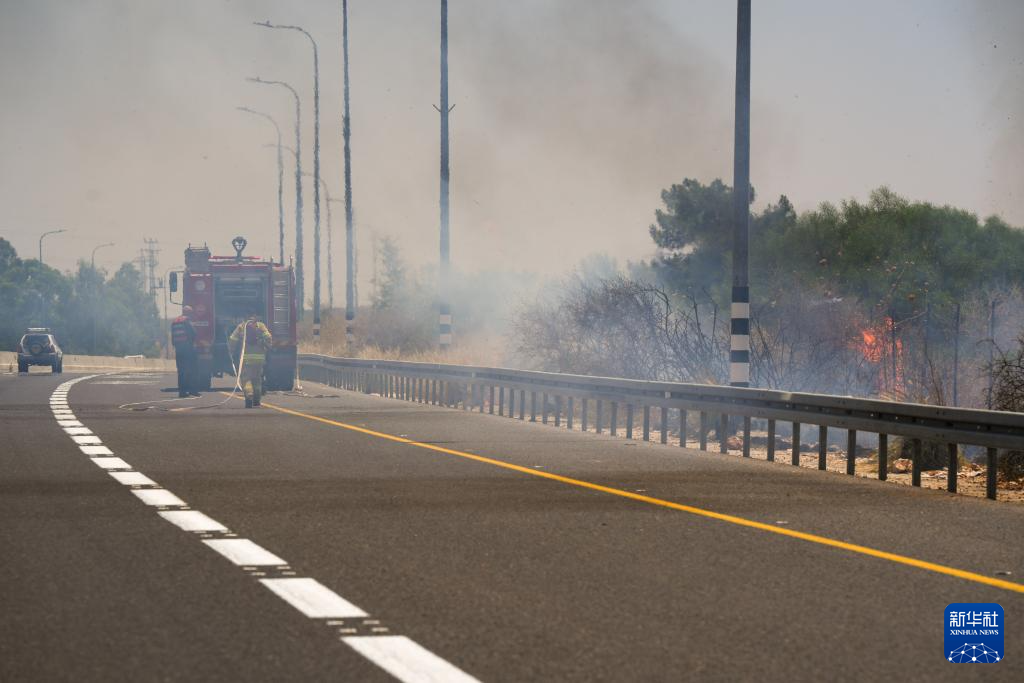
2,370,1022,681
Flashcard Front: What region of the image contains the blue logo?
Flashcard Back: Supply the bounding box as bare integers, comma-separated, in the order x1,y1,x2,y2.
945,603,1003,663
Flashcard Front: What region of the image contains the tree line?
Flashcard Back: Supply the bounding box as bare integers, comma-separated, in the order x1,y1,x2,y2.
0,238,161,356
513,181,1024,411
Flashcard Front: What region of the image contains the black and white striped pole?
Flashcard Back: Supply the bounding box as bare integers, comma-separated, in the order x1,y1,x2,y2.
730,0,751,388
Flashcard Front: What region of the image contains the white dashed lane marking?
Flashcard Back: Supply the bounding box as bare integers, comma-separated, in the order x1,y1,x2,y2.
51,375,480,683
259,578,369,618
131,488,187,507
90,456,131,469
109,471,157,487
81,445,114,456
157,509,229,532
203,539,287,566
63,427,93,435
344,636,482,683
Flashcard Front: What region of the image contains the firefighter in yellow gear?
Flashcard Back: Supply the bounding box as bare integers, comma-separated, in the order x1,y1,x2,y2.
229,314,273,408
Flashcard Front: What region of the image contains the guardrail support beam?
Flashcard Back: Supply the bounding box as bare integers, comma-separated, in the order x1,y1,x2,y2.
878,433,887,480
947,443,957,493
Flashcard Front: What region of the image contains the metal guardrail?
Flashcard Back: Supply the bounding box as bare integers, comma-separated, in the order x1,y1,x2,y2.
297,354,1024,500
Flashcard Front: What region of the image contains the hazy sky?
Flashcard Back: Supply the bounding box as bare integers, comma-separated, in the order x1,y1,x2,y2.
1,0,1021,305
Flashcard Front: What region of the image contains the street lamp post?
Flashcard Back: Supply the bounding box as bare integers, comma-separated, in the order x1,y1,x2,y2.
238,106,284,266
91,242,114,269
38,228,66,264
248,76,304,317
255,20,322,342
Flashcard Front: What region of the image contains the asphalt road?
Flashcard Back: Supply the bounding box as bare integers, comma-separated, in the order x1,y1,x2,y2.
2,370,1022,682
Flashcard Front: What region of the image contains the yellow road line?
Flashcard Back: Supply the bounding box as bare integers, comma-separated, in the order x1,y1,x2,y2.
249,395,1023,595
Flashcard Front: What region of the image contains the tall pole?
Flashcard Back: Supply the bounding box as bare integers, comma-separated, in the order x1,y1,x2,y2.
237,106,284,264
38,228,66,264
248,77,303,286
342,0,356,350
729,0,751,387
438,0,452,350
255,21,321,341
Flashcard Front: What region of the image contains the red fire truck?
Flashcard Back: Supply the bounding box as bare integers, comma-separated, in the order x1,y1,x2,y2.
170,237,296,391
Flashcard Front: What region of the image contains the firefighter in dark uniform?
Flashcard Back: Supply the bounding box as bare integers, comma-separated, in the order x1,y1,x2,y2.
171,305,200,398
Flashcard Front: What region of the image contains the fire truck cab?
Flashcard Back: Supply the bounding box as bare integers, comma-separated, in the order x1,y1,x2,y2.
170,237,296,391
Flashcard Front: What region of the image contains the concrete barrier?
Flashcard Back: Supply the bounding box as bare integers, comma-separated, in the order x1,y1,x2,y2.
0,351,174,373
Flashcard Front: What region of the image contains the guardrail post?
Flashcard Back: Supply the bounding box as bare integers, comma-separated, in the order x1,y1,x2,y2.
679,409,687,448
610,403,619,437
947,443,957,493
643,406,651,442
766,419,775,462
555,396,562,427
595,400,603,433
791,422,801,466
878,433,887,480
818,426,827,471
742,416,751,457
626,404,634,439
542,394,549,424
986,448,997,500
489,386,495,414
497,386,504,416
581,398,589,431
519,390,526,420
567,397,574,430
530,392,537,422
847,430,857,475
699,412,708,451
660,406,668,444
719,413,728,453
911,438,922,486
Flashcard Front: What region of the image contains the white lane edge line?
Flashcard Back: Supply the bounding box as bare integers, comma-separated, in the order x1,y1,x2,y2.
81,445,114,456
71,435,102,444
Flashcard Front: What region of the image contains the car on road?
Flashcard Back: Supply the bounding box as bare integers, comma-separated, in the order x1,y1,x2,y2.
17,328,63,374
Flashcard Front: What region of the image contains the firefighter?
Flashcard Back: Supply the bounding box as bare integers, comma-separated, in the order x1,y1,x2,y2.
171,305,200,398
229,313,273,408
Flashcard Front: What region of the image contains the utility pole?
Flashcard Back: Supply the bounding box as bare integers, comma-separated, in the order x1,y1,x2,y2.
729,0,752,387
437,0,453,350
342,0,356,350
248,76,304,314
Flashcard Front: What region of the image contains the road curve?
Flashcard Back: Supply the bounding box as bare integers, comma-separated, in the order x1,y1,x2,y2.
1,371,1021,681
